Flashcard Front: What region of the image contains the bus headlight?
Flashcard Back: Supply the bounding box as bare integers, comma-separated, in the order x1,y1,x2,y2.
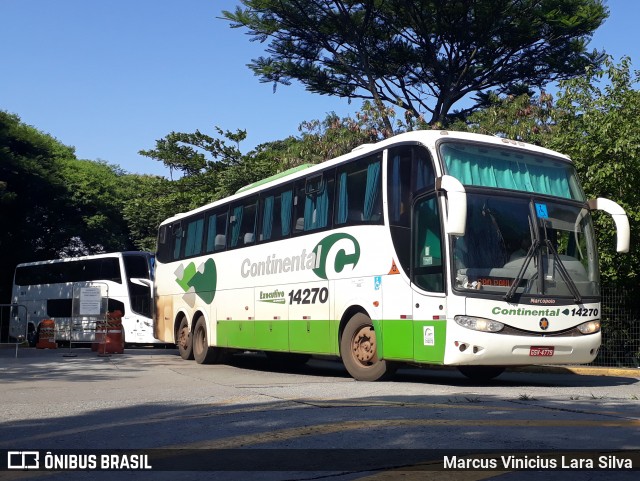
455,315,504,333
577,320,601,334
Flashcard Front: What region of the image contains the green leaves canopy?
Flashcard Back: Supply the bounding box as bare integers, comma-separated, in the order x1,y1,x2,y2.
224,0,607,125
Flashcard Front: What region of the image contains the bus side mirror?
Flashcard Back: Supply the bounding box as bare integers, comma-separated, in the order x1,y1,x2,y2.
587,198,630,253
436,175,467,236
130,278,152,288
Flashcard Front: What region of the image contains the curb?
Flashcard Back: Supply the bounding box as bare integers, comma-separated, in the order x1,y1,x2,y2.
508,365,640,377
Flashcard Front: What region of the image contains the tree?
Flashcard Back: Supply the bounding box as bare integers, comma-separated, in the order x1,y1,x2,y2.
453,57,640,287
120,174,185,251
223,0,608,128
58,158,136,255
552,57,640,286
0,112,75,276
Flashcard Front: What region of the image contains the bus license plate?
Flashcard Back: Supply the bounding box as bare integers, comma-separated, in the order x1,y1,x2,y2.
530,346,554,357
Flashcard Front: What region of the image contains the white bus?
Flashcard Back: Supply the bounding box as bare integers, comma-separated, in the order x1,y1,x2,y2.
153,130,630,381
11,251,160,345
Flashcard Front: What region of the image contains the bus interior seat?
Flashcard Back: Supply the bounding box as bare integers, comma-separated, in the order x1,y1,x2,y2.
215,234,226,250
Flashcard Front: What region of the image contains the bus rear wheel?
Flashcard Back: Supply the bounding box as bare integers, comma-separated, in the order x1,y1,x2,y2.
457,366,505,381
340,312,395,381
177,318,194,360
193,317,222,364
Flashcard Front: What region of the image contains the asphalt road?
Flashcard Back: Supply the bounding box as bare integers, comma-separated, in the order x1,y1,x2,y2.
1,346,638,481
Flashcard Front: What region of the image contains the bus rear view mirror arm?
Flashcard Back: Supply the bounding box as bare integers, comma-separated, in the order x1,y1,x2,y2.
587,198,630,253
436,175,467,236
131,278,152,288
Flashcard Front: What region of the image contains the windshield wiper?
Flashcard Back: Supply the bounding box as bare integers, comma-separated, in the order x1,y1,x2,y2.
504,240,539,302
543,239,582,303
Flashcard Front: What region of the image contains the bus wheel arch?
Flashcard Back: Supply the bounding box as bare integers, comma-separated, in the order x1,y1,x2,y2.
339,309,395,381
175,314,193,361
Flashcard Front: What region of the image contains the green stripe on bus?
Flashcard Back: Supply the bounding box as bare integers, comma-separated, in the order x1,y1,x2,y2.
216,318,445,363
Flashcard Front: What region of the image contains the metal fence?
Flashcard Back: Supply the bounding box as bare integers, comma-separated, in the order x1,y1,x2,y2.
592,287,640,368
0,304,29,357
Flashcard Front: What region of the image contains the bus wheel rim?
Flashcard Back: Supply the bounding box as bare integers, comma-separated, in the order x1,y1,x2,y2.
351,326,376,364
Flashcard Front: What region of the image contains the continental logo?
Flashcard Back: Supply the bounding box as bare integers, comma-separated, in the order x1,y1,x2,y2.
174,234,361,305
311,233,360,280
492,307,563,317
241,233,361,280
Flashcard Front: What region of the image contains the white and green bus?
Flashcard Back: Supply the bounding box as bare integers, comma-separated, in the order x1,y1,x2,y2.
153,130,630,381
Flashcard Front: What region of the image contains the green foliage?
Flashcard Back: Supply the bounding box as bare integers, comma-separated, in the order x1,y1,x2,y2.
552,57,640,285
139,127,246,179
120,174,186,251
223,0,607,125
453,57,640,287
0,112,127,299
57,158,133,254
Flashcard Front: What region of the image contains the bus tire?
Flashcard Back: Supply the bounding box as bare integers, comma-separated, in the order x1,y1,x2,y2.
340,312,395,381
177,318,194,360
457,366,505,381
193,316,221,365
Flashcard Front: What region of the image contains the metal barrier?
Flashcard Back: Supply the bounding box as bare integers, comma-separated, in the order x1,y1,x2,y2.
0,304,29,358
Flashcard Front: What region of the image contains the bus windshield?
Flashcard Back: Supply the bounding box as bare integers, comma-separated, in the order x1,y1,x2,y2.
452,193,600,299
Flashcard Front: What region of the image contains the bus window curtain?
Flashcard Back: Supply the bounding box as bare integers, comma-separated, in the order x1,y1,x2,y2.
303,194,315,231
172,226,182,260
304,180,329,230
231,205,243,247
316,181,329,228
281,190,292,236
363,161,380,221
206,215,217,252
444,149,571,198
390,155,401,223
336,172,348,224
184,219,203,257
262,195,274,241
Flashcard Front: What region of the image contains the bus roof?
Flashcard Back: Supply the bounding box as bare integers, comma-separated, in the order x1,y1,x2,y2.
15,251,153,268
160,129,571,226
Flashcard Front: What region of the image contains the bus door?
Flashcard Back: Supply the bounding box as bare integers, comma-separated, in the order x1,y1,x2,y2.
412,194,447,364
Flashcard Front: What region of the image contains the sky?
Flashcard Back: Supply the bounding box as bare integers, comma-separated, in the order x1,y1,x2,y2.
1,0,638,177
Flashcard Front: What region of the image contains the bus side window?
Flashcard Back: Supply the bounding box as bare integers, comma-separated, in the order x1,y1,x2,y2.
183,215,205,258
205,209,228,253
171,222,183,261
259,186,293,242
335,154,382,226
156,225,172,263
413,195,444,292
229,197,257,248
294,171,335,233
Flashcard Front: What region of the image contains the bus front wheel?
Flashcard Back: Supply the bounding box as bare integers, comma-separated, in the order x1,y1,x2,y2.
193,317,222,364
340,313,395,381
177,318,194,361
